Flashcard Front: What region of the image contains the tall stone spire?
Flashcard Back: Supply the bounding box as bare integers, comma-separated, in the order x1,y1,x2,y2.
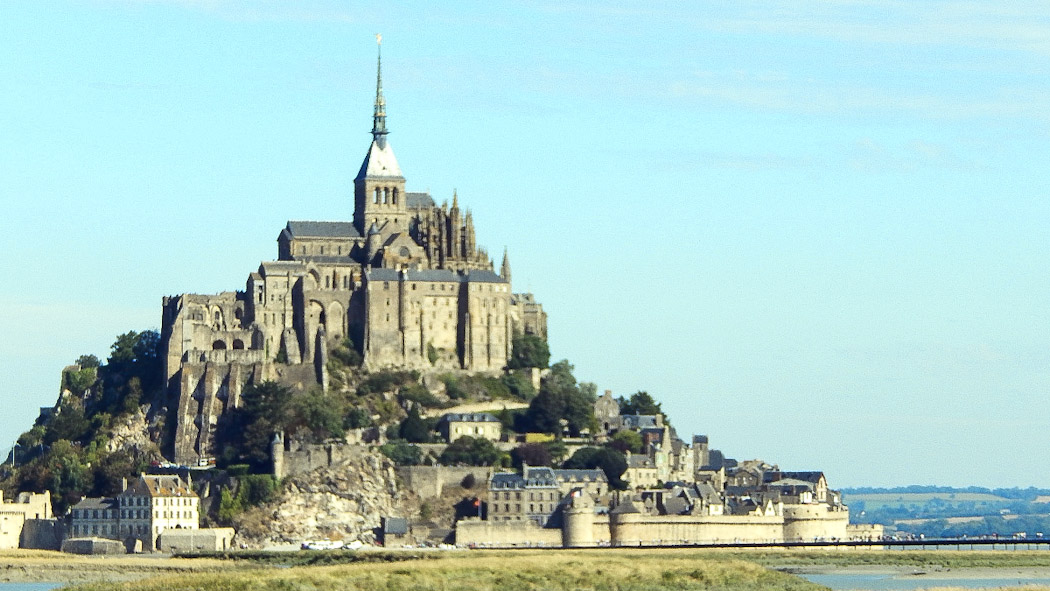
372,33,388,148
501,248,512,284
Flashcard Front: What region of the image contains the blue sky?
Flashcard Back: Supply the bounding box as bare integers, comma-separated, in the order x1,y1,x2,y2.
2,1,1049,488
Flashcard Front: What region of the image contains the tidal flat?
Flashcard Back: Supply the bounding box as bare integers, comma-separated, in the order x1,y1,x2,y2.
5,548,1050,591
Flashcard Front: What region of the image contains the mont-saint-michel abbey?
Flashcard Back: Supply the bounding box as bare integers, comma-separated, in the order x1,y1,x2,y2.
0,42,867,555
161,47,546,467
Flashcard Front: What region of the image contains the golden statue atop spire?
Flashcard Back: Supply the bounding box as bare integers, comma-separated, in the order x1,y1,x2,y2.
376,33,382,45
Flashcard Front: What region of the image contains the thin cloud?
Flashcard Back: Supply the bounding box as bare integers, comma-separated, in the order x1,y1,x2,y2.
847,138,979,172
694,1,1050,57
667,72,1050,124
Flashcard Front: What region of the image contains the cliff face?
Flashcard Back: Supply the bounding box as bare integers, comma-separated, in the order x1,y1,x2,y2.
232,449,419,548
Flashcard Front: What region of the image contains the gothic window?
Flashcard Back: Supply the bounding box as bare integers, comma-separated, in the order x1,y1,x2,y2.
374,188,381,204
212,340,226,350
383,187,389,204
232,339,244,350
392,188,398,204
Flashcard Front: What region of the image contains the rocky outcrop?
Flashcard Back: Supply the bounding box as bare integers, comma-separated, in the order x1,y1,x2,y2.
104,408,159,457
233,448,419,547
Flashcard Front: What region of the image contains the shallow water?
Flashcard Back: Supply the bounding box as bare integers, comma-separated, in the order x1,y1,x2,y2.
801,572,1050,590
0,584,62,591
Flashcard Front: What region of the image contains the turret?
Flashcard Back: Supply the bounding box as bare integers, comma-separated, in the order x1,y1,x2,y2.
500,248,512,284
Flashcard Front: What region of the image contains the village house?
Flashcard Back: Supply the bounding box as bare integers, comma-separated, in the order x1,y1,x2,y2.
438,412,502,443
70,474,200,552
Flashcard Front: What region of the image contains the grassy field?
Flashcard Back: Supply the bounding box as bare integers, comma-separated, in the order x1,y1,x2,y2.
4,548,1050,591
61,550,822,591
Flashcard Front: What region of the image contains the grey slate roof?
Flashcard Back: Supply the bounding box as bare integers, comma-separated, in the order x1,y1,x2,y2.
763,471,824,484
72,497,117,511
297,256,357,265
406,192,434,208
440,412,499,423
366,268,507,284
627,455,655,468
490,473,525,489
285,221,362,239
381,517,408,535
619,415,659,429
553,469,607,483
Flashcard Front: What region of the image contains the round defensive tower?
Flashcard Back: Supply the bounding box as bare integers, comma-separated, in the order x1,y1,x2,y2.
562,491,595,548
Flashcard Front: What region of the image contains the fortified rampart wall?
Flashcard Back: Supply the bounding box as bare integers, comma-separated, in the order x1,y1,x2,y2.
396,466,493,499
609,513,784,546
455,518,562,547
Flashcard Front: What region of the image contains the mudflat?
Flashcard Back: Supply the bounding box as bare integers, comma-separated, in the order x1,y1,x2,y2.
0,551,239,584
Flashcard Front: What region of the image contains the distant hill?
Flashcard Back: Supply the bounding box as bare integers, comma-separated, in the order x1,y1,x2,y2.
843,486,1050,538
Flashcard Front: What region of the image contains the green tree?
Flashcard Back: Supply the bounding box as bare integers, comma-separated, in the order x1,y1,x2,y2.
564,446,628,490
44,404,91,445
217,487,243,524
62,366,97,397
398,407,432,443
343,407,371,430
511,443,552,469
379,441,423,466
439,436,501,466
617,391,662,416
288,389,346,442
609,429,643,454
236,474,278,506
507,333,550,369
75,354,101,369
501,370,536,400
216,381,294,471
523,361,596,436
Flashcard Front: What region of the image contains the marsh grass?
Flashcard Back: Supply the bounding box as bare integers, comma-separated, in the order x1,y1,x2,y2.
30,548,1050,591
63,550,822,591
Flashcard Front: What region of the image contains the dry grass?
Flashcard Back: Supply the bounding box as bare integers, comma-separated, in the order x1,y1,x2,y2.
8,547,1050,590
61,550,822,591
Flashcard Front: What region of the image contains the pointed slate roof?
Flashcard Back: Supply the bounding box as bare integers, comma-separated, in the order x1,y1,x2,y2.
356,140,403,180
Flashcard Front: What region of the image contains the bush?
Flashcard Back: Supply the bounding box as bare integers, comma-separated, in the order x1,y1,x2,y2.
330,339,363,367
357,370,418,396
343,407,372,430
564,446,628,489
398,383,445,408
380,442,422,466
507,333,550,370
439,436,501,467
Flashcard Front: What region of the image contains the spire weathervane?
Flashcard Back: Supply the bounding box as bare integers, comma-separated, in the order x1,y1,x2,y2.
372,33,388,147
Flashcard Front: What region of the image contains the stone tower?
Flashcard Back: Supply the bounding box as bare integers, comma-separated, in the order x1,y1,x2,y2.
353,38,409,235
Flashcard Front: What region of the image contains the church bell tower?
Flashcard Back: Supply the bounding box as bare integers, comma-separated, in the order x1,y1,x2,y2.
353,35,408,236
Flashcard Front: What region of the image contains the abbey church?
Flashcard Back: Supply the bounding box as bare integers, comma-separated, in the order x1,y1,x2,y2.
160,46,546,465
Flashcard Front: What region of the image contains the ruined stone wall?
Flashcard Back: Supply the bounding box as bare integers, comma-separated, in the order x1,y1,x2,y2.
396,466,493,499
21,518,65,550
273,441,368,480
